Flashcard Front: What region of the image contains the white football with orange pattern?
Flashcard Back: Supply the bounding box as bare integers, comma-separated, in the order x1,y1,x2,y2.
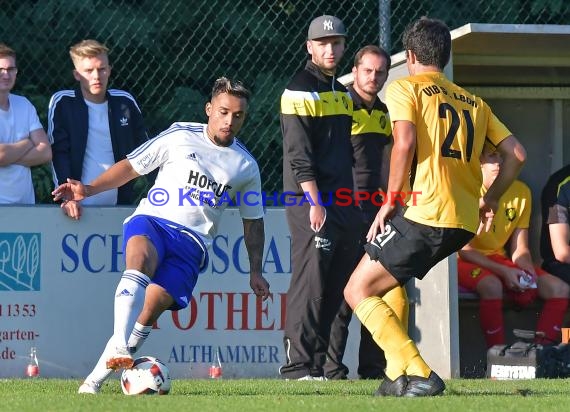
120,356,171,395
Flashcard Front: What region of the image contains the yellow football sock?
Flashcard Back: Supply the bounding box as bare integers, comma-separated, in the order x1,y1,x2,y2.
383,286,409,331
354,295,431,380
382,286,410,377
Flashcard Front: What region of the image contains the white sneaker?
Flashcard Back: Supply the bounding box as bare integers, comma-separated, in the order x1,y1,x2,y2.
105,347,133,370
297,375,328,381
78,381,101,394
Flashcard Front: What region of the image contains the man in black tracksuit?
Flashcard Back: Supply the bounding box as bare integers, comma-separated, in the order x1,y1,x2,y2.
279,15,361,380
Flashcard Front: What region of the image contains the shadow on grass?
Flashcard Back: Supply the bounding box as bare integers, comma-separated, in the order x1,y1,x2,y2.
446,387,558,397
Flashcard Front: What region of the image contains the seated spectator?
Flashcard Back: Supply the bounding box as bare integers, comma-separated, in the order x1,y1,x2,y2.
541,164,570,286
0,43,52,204
48,39,148,219
458,143,569,348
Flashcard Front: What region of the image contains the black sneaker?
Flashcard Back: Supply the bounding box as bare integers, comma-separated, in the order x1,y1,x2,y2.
374,375,408,397
404,371,445,397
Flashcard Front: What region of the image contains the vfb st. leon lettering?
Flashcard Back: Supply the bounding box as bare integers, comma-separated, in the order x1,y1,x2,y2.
422,84,478,108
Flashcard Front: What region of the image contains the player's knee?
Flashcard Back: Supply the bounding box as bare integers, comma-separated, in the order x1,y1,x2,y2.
559,279,570,297
476,275,503,299
539,274,570,298
343,282,358,309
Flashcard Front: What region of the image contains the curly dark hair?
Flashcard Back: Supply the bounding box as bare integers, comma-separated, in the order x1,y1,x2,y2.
402,17,451,70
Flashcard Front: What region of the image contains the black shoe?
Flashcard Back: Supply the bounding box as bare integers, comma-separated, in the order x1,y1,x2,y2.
404,371,445,397
374,375,408,397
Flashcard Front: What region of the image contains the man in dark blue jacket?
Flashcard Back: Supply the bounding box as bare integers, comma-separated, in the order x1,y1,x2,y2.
48,39,148,219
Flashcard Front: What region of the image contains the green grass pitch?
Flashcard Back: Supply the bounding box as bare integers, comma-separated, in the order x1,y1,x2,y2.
1,378,568,412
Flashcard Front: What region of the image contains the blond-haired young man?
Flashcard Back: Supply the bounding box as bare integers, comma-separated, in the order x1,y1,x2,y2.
48,39,148,218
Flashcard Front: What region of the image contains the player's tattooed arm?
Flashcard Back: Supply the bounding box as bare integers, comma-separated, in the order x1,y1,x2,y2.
242,217,270,299
243,217,264,276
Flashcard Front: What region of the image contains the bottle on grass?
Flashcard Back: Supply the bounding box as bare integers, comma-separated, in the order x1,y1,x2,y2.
26,347,39,378
209,347,222,379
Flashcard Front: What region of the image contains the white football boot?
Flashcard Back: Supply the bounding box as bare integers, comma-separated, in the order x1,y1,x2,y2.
78,381,101,394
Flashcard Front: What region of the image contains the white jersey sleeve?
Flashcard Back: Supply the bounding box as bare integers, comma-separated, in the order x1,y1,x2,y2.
127,123,178,175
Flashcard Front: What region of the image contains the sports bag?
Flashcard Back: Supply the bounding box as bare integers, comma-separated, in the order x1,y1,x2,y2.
486,329,570,379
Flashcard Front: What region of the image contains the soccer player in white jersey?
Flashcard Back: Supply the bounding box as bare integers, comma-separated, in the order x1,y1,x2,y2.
53,77,270,394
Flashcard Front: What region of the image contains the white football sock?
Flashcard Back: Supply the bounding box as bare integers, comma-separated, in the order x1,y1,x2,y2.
83,337,116,386
82,273,151,388
127,322,153,354
113,270,150,348
82,324,152,387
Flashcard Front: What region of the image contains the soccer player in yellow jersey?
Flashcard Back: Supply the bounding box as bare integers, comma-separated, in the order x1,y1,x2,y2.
343,17,526,397
458,145,569,349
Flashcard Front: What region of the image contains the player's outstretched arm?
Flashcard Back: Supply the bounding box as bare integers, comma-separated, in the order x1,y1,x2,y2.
52,178,87,203
52,158,140,203
242,217,270,300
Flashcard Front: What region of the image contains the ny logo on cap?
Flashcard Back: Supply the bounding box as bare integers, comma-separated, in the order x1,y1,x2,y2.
323,19,333,31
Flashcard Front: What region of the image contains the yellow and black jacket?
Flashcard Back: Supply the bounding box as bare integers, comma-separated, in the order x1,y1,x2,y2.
348,84,391,192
